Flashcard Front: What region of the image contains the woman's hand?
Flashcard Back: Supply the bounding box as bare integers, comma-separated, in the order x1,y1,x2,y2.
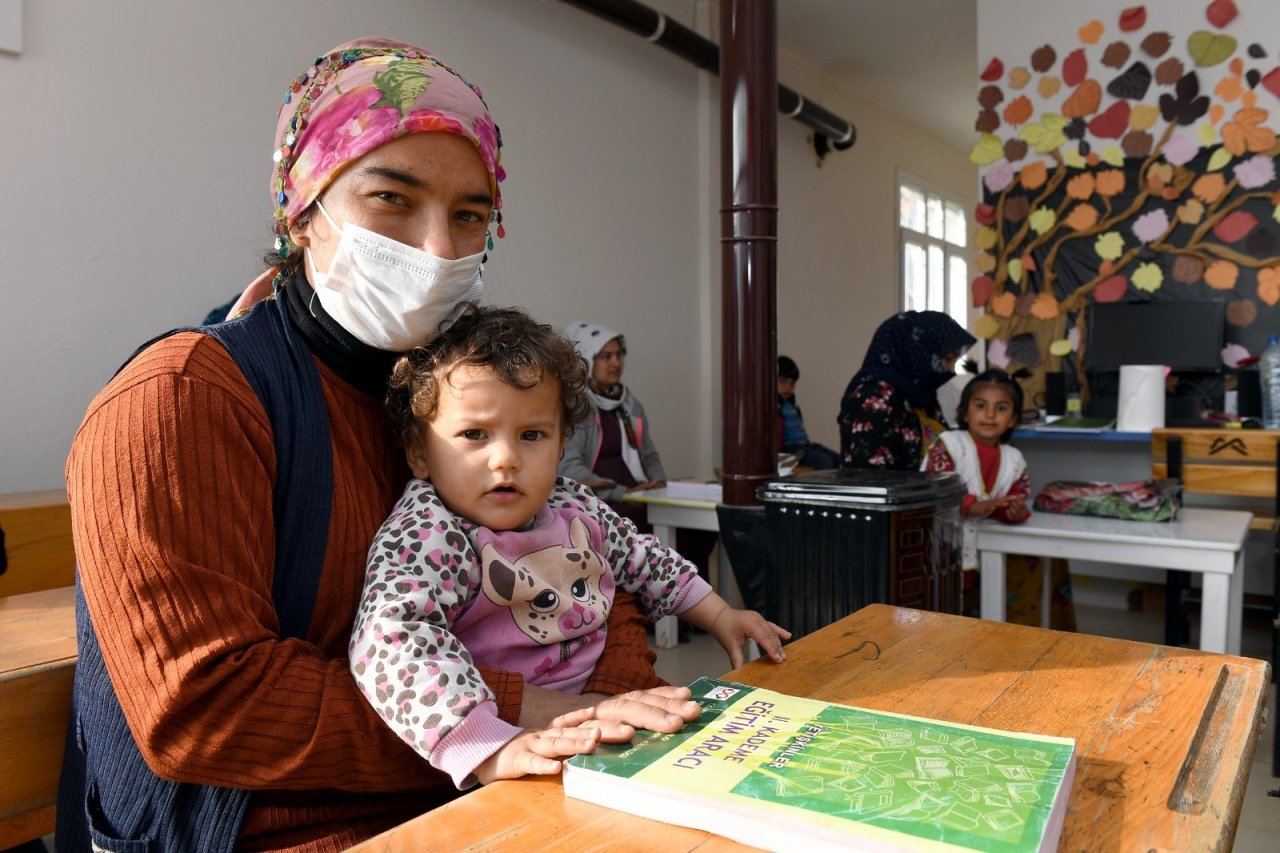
473,714,603,785
583,478,617,494
708,607,791,669
625,480,663,493
518,683,700,737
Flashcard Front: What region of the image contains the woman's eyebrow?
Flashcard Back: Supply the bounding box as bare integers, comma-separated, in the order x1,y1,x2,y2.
359,165,424,188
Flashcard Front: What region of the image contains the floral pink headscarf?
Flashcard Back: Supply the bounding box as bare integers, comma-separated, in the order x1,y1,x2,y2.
269,37,506,257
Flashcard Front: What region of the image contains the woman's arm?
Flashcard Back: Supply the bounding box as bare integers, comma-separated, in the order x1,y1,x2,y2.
69,336,432,791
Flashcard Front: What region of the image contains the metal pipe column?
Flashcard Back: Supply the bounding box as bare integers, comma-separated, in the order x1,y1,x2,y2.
719,0,778,507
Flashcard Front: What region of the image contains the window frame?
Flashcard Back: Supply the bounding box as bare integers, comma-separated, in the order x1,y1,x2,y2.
896,174,970,332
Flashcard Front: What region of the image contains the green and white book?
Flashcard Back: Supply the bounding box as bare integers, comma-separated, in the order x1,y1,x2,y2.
563,677,1076,852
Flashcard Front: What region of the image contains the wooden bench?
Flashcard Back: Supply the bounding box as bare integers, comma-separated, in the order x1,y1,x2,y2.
0,491,78,847
0,586,76,848
0,490,75,598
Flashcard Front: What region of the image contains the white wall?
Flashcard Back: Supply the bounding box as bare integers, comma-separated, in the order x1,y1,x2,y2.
0,0,973,492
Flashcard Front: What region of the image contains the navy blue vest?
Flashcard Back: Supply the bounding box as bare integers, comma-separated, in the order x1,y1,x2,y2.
57,297,334,852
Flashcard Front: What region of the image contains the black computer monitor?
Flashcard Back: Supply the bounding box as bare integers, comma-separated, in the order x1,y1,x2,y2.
1084,299,1225,372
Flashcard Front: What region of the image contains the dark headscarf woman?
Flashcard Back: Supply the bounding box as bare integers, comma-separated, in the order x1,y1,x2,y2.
838,310,976,470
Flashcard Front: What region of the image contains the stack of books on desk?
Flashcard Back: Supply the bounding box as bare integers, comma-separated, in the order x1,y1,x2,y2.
662,478,722,501
564,677,1077,852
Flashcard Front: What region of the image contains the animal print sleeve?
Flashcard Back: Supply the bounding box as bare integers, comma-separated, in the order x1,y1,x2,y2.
552,479,711,620
349,480,517,785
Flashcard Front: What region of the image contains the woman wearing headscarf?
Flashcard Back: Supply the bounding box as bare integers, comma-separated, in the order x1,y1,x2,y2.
59,39,695,852
560,322,665,509
560,321,719,593
838,310,976,470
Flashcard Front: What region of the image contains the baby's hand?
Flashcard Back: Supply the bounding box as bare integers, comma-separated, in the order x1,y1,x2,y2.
473,722,601,785
708,607,791,669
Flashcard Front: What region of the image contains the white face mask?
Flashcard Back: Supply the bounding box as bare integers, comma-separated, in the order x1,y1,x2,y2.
305,201,485,352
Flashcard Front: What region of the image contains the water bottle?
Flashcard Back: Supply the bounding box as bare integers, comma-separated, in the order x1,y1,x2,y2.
1261,336,1280,429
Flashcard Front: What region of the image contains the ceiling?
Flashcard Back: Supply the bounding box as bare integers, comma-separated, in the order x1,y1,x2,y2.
775,0,977,152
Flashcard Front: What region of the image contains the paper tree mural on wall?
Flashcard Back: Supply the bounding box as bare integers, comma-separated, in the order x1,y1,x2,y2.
970,0,1280,398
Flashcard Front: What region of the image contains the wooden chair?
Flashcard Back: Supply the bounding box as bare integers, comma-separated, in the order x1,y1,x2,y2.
1151,427,1279,776
0,491,78,847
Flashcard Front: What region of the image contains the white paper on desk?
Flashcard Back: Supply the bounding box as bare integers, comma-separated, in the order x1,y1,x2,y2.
1116,365,1165,433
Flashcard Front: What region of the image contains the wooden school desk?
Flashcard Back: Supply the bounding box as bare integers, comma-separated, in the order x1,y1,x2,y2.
349,604,1270,852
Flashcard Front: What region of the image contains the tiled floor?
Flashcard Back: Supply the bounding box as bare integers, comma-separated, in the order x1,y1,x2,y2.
651,603,1280,851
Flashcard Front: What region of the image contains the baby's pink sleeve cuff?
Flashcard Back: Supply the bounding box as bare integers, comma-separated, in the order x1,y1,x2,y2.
431,701,523,789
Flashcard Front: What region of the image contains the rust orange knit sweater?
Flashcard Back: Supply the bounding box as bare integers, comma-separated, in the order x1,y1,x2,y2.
66,331,663,851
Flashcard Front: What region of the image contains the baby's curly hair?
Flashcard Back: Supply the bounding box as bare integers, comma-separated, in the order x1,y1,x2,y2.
386,303,592,448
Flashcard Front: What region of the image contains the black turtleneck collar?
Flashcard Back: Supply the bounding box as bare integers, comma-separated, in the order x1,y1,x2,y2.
281,267,399,399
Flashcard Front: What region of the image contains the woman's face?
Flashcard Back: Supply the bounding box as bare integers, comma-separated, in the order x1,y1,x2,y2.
591,338,626,389
295,132,493,278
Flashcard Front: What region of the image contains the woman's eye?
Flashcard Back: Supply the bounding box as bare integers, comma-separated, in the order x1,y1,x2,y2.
373,191,409,206
455,209,489,225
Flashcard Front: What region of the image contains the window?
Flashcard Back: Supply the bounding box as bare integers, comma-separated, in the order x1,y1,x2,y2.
898,179,968,332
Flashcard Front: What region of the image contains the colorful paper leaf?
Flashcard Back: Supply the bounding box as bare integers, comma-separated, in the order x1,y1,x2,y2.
974,312,1002,339
1095,232,1125,260
991,291,1018,317
1019,160,1049,189
1206,0,1239,29
1007,258,1024,284
1226,299,1258,327
1063,49,1088,86
1029,207,1057,235
1212,210,1259,244
1192,172,1227,202
969,133,1005,165
980,58,1004,82
1067,172,1097,199
1257,266,1280,306
1204,259,1240,290
1131,262,1164,292
1079,20,1104,45
1031,292,1061,320
972,275,995,307
1049,338,1074,357
1172,255,1205,283
1065,202,1101,231
1095,170,1126,197
1120,6,1147,32
1187,31,1237,67
1094,275,1129,302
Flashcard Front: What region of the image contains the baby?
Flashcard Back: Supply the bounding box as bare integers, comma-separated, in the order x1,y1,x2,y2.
350,304,789,789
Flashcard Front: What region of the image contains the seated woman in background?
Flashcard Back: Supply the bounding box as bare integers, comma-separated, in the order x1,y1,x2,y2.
838,311,976,470
560,321,718,587
777,355,839,470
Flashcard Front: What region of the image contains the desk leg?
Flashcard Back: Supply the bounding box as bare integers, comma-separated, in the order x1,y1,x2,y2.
651,523,678,650
1227,551,1245,657
1040,557,1051,629
1200,572,1232,655
979,552,1007,623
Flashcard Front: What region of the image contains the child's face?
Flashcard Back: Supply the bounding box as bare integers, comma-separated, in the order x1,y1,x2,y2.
777,377,796,398
965,384,1017,446
406,364,566,530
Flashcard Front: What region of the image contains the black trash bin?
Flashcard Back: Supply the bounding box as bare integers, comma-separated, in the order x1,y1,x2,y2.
758,468,965,639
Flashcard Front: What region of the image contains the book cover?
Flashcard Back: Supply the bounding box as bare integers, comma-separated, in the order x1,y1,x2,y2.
563,677,1076,852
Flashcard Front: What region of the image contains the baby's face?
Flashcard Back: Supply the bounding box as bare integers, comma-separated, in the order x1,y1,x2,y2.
409,364,565,529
